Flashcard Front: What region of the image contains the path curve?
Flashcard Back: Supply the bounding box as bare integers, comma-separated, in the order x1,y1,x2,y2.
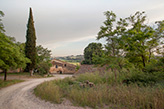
0,75,85,109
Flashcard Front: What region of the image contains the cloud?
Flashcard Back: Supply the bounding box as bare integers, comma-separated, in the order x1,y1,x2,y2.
1,0,164,56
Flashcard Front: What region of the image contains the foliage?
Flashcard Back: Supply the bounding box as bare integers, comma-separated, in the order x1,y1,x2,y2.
95,11,164,71
0,32,30,80
97,11,126,57
25,8,37,74
35,45,52,75
36,61,51,75
82,42,103,64
145,57,164,73
75,64,80,71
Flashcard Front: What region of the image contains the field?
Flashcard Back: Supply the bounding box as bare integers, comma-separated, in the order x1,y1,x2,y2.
34,71,164,108
55,55,84,64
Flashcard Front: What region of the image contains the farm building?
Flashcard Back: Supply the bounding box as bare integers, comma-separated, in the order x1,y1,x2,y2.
49,59,76,74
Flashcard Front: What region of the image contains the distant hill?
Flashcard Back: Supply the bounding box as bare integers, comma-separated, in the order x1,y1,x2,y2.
54,55,84,63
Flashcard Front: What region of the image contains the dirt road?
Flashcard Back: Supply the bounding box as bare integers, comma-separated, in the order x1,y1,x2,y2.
0,75,85,109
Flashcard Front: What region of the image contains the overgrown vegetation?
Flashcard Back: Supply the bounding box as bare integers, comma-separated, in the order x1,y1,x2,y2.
0,79,24,89
34,70,164,108
35,45,52,75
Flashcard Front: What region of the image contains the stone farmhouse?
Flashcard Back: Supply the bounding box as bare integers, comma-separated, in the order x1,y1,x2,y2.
49,59,76,74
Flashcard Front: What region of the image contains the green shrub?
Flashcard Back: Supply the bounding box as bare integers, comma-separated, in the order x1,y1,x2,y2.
122,71,164,86
75,64,80,71
36,62,51,75
145,57,164,73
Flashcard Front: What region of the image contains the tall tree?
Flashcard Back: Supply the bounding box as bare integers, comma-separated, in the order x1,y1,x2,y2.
96,11,129,70
25,8,37,76
97,11,128,57
122,12,157,68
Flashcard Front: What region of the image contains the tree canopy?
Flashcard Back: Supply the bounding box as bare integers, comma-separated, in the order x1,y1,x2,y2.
35,45,52,74
82,42,103,64
94,11,164,71
0,32,30,80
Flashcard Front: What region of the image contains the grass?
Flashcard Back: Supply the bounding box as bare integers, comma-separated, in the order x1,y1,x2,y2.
69,62,80,66
34,81,63,103
0,72,29,76
0,79,24,89
0,72,50,78
34,71,164,108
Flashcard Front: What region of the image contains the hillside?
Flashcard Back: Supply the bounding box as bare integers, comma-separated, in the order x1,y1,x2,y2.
55,55,84,63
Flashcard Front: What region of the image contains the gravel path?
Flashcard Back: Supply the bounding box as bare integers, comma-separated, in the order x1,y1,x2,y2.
0,75,87,109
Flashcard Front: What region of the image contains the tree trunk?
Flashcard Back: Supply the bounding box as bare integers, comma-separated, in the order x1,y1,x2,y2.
4,69,7,81
141,55,146,67
30,69,33,76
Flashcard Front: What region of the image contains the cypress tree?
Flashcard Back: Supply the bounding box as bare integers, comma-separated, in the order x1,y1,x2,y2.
25,7,37,76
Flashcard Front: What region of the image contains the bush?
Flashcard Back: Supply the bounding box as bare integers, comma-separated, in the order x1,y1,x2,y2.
145,57,164,73
75,64,80,71
36,62,51,75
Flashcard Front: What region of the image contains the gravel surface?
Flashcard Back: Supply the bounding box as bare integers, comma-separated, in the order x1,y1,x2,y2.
0,75,87,109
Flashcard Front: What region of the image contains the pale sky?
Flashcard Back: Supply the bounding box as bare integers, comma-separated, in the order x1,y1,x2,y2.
0,0,164,56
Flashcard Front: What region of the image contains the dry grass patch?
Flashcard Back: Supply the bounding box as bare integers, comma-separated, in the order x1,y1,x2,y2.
34,81,63,103
34,72,164,108
0,79,24,89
